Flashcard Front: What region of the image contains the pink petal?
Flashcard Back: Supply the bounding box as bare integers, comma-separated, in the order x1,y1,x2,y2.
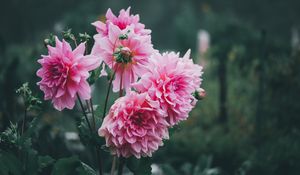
73,42,86,57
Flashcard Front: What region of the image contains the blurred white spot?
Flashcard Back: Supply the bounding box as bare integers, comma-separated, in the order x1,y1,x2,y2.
54,22,64,33
151,164,163,175
197,30,210,55
65,132,79,141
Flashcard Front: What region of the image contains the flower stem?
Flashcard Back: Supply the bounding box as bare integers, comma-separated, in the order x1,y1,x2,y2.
117,157,124,175
109,71,124,175
119,71,123,97
89,99,103,175
78,94,103,175
102,71,116,119
21,108,27,135
86,100,91,113
89,99,96,130
110,156,117,175
76,93,92,132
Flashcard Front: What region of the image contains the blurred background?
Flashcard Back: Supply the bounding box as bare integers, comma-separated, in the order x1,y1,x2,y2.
1,0,300,174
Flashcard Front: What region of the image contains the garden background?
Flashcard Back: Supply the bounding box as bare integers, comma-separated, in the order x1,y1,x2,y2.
1,0,300,174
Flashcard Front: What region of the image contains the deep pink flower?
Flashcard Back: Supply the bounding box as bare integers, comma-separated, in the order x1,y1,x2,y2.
92,7,151,37
133,51,203,126
92,23,155,92
37,37,101,111
98,92,169,158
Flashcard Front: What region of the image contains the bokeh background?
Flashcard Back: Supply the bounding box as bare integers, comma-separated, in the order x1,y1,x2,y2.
1,0,300,174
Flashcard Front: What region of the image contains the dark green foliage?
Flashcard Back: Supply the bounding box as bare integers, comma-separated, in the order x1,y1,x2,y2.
16,82,42,111
88,65,102,85
77,105,104,147
0,121,54,175
52,156,96,175
126,157,152,175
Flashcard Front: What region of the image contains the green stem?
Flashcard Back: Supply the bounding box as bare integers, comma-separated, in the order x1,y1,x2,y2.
117,157,124,175
109,71,124,175
119,71,124,97
89,99,96,130
102,71,116,119
76,93,92,132
86,100,91,113
110,156,117,175
21,108,27,135
89,99,103,175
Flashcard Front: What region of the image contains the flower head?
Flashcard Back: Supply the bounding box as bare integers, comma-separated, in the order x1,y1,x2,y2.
37,37,101,111
99,92,169,158
92,23,155,92
133,50,203,126
92,7,151,37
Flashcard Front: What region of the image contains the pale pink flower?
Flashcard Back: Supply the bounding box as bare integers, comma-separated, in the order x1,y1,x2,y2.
36,37,101,111
92,23,155,92
133,51,203,126
98,92,169,158
92,7,151,37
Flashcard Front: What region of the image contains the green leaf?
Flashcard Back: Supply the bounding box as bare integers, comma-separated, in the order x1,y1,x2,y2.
88,65,102,85
25,149,39,175
126,157,152,175
76,162,97,175
52,156,96,175
0,151,22,175
52,156,80,175
38,155,55,169
77,115,104,147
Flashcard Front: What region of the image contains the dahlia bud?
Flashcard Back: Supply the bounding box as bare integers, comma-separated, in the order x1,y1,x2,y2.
118,33,128,40
114,47,133,64
44,34,55,47
194,88,206,100
79,32,91,42
62,29,76,42
118,30,131,40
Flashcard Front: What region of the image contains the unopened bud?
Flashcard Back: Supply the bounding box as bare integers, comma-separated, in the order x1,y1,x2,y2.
79,32,91,42
194,88,206,100
114,47,133,64
62,29,75,41
118,30,131,40
44,34,55,47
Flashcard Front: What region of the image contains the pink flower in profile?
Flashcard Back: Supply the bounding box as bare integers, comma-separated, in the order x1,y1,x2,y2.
93,23,155,92
99,92,169,158
133,51,203,126
36,37,101,111
92,7,151,37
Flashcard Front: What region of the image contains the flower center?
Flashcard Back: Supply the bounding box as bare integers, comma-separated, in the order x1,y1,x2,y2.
50,63,64,78
114,47,133,64
131,113,144,126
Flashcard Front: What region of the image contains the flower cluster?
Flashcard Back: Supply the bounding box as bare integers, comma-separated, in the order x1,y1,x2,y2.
36,7,204,159
94,8,203,158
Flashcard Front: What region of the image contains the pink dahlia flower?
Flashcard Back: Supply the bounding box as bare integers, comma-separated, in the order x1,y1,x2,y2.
98,92,169,158
133,50,203,126
92,7,151,37
37,37,101,111
92,23,155,92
